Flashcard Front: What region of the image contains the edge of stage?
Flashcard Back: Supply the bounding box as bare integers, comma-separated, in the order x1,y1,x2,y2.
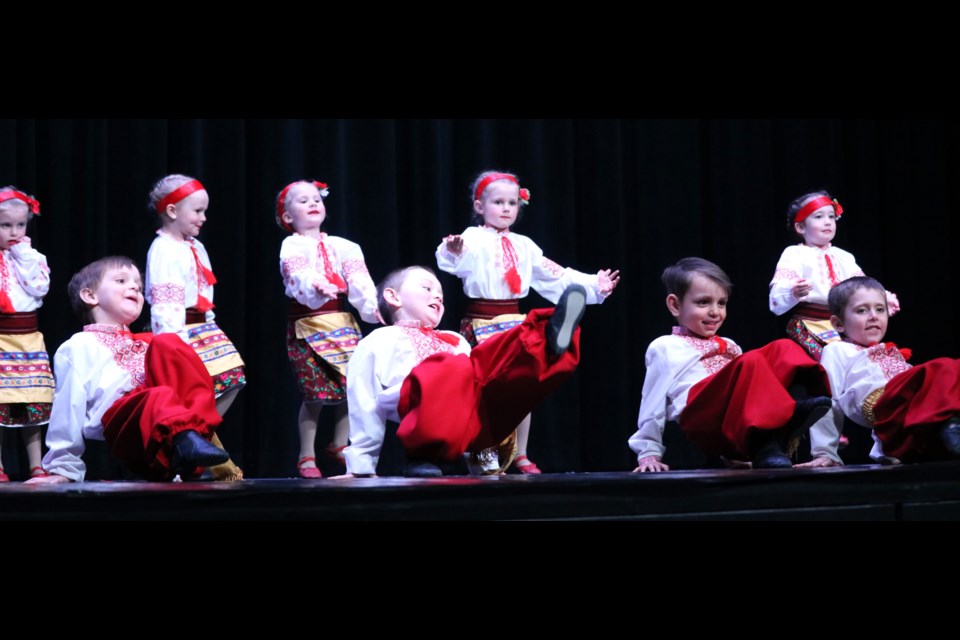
3,462,960,520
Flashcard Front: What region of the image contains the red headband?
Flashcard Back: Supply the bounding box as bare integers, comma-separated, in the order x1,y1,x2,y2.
276,180,329,232
156,179,206,214
794,196,843,224
0,190,41,215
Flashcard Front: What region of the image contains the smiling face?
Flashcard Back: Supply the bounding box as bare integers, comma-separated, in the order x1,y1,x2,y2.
667,273,728,338
831,286,888,346
794,205,837,248
281,182,327,234
82,265,145,327
474,180,520,231
163,189,209,240
386,267,445,328
0,202,29,250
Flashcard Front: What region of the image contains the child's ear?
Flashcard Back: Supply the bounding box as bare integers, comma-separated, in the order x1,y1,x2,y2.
163,205,177,221
282,211,294,225
79,287,98,307
793,221,805,236
382,287,402,310
473,199,484,216
665,294,681,318
830,314,843,332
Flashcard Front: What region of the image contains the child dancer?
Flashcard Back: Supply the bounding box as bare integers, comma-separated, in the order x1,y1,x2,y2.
144,175,245,480
26,257,229,484
437,170,619,474
630,257,836,472
769,190,900,360
0,187,55,481
277,179,379,478
821,277,960,464
340,266,585,478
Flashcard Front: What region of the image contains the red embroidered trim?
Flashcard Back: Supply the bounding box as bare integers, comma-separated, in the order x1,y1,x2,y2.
148,283,186,305
540,257,564,278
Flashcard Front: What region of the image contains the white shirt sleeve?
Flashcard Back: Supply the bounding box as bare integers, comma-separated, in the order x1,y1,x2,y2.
769,246,804,315
435,229,481,279
146,237,189,341
628,340,674,462
7,239,50,302
821,342,870,428
336,237,380,324
42,344,91,481
526,237,606,305
344,333,390,475
279,235,328,309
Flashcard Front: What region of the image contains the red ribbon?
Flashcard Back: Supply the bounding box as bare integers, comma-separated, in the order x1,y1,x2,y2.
419,326,460,346
500,235,522,294
474,173,519,201
712,336,727,355
318,238,348,291
276,180,329,232
882,341,912,362
156,180,205,215
0,252,14,313
823,253,840,287
794,196,843,225
0,190,41,215
189,245,217,313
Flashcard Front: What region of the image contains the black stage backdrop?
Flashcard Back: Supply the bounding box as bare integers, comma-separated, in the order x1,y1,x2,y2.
0,119,956,477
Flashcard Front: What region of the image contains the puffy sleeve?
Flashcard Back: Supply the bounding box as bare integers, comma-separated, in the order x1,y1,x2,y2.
628,340,673,462
435,228,480,278
338,239,380,324
41,344,91,481
7,239,50,299
344,335,389,476
146,240,189,341
769,246,804,316
527,238,606,305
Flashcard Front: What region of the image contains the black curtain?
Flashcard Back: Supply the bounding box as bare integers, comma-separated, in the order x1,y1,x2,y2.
1,119,956,477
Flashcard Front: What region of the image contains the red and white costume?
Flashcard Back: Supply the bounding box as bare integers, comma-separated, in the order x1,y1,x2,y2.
145,231,245,395
344,309,580,476
41,327,222,482
821,340,960,462
629,327,832,464
0,238,54,427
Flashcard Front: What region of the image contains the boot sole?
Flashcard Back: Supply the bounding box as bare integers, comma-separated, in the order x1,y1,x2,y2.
552,288,587,353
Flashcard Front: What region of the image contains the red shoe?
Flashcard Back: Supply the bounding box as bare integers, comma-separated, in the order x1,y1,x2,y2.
297,456,323,479
325,444,347,466
0,468,9,482
29,467,50,479
514,455,541,475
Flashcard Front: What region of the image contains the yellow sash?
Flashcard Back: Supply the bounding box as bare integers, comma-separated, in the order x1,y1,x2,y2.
186,322,246,377
294,312,362,377
0,331,55,404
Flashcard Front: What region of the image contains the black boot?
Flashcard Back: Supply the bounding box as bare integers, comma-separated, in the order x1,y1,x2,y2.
939,415,960,457
750,429,794,469
171,430,230,472
404,459,443,478
547,285,587,356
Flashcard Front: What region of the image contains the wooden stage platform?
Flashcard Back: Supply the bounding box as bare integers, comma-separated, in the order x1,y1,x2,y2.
3,462,960,520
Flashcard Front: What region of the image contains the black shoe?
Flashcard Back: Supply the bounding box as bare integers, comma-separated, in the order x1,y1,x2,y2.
171,430,229,471
788,396,833,439
547,285,587,356
749,428,794,469
940,416,960,457
404,460,443,478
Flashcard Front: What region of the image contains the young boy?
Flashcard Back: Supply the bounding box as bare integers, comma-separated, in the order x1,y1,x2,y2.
25,257,231,484
341,265,584,478
821,276,960,464
630,257,836,472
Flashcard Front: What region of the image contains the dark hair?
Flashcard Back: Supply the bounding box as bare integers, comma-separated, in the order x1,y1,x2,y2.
661,257,733,299
376,265,439,325
786,190,833,231
67,256,141,324
469,170,526,225
827,276,886,318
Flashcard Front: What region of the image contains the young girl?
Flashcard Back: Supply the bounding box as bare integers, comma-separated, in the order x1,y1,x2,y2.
277,179,379,479
769,190,901,361
437,170,619,474
144,174,245,481
0,187,55,481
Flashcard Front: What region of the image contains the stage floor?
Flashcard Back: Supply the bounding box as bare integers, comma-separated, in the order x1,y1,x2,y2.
3,462,960,520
